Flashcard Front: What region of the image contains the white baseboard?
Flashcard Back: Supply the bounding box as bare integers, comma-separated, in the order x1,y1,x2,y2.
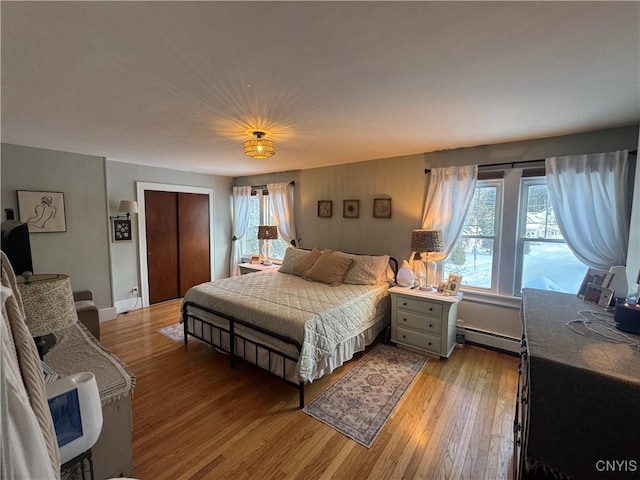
114,297,142,314
464,326,519,354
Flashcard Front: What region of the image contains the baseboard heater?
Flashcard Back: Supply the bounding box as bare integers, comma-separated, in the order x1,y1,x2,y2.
464,326,520,354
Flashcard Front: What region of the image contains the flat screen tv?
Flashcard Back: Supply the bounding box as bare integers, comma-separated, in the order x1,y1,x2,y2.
1,221,33,274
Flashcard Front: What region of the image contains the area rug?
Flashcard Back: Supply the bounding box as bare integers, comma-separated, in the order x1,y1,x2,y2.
156,323,184,342
303,343,428,448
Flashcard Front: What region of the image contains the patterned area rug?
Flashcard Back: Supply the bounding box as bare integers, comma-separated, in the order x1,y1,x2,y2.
156,323,184,342
303,343,428,448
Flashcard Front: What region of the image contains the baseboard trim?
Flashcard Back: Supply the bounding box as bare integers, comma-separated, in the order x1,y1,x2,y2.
464,326,520,354
114,297,142,314
99,307,118,322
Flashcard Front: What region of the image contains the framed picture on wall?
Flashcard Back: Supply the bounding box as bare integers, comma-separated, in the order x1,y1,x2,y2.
318,200,332,218
17,190,67,233
373,198,392,218
343,199,359,218
111,218,132,242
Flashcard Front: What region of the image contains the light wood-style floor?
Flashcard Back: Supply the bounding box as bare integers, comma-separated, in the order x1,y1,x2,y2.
101,299,519,480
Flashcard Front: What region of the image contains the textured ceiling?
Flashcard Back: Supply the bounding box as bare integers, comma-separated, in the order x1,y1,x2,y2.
2,1,639,177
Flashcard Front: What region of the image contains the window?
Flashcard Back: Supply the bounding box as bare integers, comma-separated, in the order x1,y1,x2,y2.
241,191,288,262
515,178,586,294
443,171,586,297
443,180,501,290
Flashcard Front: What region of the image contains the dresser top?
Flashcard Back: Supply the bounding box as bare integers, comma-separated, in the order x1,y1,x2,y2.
389,285,462,303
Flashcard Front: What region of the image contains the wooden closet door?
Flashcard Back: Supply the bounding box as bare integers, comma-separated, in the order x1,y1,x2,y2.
178,192,210,296
145,191,179,304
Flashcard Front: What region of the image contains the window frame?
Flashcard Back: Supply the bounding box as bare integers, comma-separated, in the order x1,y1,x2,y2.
240,189,287,262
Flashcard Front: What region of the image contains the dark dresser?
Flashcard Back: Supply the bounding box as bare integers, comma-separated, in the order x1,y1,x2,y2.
516,288,640,479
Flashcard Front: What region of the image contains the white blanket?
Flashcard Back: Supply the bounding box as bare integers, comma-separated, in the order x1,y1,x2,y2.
183,270,390,382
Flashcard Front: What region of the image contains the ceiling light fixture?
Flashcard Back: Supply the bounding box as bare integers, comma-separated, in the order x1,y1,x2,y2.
243,131,275,159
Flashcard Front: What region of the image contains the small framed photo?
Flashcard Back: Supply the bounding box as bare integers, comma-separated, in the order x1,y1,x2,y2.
317,200,332,218
373,198,392,218
577,268,613,299
583,283,614,310
444,273,463,295
343,199,359,218
111,218,132,242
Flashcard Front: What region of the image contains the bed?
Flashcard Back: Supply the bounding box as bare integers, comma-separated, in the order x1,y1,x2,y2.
181,248,397,407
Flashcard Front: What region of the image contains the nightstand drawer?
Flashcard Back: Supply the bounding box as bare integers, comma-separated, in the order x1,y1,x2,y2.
396,310,442,335
396,297,443,317
396,326,441,353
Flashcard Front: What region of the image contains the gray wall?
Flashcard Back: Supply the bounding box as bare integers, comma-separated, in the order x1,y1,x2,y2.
235,125,639,341
106,161,233,306
1,143,112,307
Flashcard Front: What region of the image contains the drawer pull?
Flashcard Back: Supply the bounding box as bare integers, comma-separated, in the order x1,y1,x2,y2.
428,307,433,311
402,318,407,322
402,335,406,339
428,342,432,346
429,324,433,328
403,302,407,306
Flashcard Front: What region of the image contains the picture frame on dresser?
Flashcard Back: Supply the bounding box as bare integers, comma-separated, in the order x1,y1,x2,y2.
444,274,462,295
576,268,613,299
583,283,614,310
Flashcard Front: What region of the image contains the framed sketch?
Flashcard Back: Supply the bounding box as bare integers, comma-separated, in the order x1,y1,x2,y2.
373,198,392,218
111,218,132,242
445,273,463,295
17,190,67,233
317,200,333,218
343,199,359,218
577,268,613,299
583,283,614,310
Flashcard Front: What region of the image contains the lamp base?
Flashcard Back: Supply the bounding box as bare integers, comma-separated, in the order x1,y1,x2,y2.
34,333,57,360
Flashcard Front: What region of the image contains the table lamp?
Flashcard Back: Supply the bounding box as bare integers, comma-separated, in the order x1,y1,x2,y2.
257,225,278,266
411,229,445,291
17,273,78,359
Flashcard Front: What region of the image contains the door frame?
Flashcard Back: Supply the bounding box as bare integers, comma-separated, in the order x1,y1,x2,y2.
136,182,215,308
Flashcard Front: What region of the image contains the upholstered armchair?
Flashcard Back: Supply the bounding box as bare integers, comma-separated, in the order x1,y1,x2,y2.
73,290,100,340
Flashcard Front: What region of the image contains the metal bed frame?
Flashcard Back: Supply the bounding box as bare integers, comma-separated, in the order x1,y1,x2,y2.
181,257,397,408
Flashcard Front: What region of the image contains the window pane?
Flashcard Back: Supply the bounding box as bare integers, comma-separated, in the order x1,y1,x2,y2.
521,241,587,293
443,238,493,289
524,185,561,239
241,196,260,257
464,186,496,236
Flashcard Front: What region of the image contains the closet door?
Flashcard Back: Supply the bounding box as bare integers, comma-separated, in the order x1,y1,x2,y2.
178,192,210,296
145,191,179,304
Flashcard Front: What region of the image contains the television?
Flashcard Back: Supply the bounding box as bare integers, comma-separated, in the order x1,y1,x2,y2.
1,221,33,274
46,372,103,464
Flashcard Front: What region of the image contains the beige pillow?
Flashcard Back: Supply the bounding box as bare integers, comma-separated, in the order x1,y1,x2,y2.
279,247,311,275
343,254,391,285
305,251,353,286
292,247,322,276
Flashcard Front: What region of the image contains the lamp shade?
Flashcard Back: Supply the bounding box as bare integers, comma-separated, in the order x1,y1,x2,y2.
17,274,78,337
118,200,138,214
244,131,276,159
257,225,278,240
411,229,444,253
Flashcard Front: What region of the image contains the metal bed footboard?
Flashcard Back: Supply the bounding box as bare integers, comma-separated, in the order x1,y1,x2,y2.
181,301,306,408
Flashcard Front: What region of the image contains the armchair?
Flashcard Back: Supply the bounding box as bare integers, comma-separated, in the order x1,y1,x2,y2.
73,290,100,340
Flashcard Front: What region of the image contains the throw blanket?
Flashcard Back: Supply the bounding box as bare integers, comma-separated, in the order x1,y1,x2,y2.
183,270,390,382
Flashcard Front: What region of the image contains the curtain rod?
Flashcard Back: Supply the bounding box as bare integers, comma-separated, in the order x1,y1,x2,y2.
250,181,295,189
424,149,637,174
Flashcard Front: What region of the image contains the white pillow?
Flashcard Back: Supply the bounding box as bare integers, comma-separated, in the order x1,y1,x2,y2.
278,247,311,275
343,254,391,285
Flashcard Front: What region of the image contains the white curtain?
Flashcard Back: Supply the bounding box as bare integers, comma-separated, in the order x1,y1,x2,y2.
230,186,252,276
267,182,298,247
545,150,631,270
421,165,478,261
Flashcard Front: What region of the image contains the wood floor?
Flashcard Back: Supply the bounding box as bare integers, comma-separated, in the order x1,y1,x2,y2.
100,299,519,480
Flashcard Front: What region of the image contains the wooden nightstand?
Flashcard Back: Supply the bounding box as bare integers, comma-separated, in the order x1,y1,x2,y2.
389,286,462,358
238,262,280,275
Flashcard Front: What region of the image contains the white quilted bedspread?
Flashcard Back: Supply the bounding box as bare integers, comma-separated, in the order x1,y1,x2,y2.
183,270,390,382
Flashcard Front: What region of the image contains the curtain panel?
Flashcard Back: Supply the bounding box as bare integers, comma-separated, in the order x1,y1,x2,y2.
229,186,252,277
545,150,632,271
421,165,478,262
267,182,298,248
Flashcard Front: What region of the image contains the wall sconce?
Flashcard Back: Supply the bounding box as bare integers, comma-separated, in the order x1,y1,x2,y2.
109,200,138,242
111,200,138,220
